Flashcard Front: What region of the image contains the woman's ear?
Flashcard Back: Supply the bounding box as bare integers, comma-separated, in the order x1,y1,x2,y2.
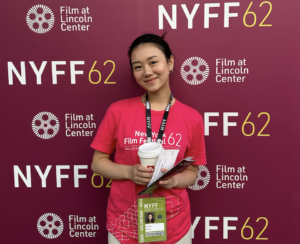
168,55,174,72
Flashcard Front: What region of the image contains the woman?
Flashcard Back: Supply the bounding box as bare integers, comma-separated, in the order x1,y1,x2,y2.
146,213,155,224
91,33,207,244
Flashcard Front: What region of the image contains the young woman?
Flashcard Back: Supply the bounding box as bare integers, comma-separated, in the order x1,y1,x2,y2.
91,33,207,244
146,213,155,224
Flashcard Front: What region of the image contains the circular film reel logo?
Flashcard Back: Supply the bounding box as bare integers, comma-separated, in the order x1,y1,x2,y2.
37,213,64,239
32,112,59,139
181,57,209,85
189,165,210,190
26,5,55,34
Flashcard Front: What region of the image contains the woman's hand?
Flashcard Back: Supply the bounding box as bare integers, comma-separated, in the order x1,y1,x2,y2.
128,165,153,185
158,168,179,189
158,165,198,189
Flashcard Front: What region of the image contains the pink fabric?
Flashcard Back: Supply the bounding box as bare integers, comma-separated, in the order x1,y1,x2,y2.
91,96,207,244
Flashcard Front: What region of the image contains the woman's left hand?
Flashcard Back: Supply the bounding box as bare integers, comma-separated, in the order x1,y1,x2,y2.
158,168,179,189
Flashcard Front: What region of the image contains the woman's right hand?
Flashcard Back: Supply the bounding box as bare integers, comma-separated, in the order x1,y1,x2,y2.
128,165,153,185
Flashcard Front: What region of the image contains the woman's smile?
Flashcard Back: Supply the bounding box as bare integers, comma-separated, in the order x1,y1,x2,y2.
144,77,158,84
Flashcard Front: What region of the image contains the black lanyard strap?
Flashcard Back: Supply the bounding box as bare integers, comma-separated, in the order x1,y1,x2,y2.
145,92,173,144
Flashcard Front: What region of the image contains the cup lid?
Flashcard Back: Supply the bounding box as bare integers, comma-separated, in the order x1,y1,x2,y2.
138,142,162,158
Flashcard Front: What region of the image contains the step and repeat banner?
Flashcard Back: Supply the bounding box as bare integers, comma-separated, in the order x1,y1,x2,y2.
1,0,299,243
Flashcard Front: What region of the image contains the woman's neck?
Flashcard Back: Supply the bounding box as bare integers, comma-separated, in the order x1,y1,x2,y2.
141,85,175,111
147,88,172,106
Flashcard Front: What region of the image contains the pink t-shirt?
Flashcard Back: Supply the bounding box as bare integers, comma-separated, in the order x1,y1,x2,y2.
91,96,207,244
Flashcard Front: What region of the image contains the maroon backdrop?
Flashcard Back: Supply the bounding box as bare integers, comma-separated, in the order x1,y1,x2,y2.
1,0,299,243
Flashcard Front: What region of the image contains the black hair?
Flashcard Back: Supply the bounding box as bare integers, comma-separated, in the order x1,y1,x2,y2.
128,32,173,71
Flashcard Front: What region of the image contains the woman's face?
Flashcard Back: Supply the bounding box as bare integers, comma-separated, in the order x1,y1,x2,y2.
148,214,152,220
131,43,174,93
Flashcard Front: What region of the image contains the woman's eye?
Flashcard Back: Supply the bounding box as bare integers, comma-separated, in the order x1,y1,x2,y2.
150,61,157,65
134,66,141,70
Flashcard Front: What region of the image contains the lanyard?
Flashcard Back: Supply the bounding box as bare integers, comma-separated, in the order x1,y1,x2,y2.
145,92,173,144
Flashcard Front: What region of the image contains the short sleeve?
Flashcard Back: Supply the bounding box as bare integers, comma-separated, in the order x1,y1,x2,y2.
184,115,207,165
90,105,117,154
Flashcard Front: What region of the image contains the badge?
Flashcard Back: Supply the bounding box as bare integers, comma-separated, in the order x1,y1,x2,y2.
138,197,167,243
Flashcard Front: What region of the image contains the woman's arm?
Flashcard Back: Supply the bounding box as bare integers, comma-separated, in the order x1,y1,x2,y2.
91,150,153,185
158,165,198,189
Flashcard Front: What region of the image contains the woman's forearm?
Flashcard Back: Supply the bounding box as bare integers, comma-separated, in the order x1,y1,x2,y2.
173,167,198,189
91,150,154,185
91,157,131,180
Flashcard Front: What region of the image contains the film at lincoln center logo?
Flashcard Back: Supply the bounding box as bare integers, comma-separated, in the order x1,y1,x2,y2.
32,112,59,139
189,165,210,190
181,57,209,85
26,5,55,34
37,213,64,239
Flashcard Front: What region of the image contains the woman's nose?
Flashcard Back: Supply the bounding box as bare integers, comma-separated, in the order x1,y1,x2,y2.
144,65,153,76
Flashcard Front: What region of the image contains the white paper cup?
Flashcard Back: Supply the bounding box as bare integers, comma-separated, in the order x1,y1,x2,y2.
138,142,162,172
